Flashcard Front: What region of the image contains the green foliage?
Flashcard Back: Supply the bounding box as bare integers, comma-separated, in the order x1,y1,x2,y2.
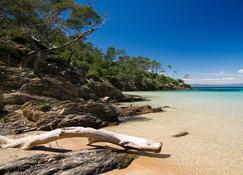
61,43,188,91
0,0,189,91
37,103,51,112
0,0,101,49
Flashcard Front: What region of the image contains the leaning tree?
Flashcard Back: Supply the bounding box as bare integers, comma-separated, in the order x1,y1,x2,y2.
0,0,106,73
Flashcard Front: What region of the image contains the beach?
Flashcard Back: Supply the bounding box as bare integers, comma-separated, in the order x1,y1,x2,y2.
104,90,243,175
1,90,243,175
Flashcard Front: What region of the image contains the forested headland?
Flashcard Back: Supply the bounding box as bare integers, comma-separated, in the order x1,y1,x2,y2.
0,0,190,91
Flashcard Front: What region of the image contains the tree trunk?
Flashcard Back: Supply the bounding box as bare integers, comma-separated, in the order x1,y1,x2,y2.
0,127,162,153
33,51,40,74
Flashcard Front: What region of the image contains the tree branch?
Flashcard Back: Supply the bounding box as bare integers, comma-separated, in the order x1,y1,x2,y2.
0,127,162,153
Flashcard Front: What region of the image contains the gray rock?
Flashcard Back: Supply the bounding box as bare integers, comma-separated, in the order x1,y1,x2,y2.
21,100,119,131
117,105,164,117
0,148,137,175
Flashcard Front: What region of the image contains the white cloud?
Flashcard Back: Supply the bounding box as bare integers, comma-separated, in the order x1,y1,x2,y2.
183,72,243,85
204,78,221,81
238,69,243,74
222,77,234,80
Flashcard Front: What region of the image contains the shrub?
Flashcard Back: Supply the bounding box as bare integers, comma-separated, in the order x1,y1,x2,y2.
37,103,51,112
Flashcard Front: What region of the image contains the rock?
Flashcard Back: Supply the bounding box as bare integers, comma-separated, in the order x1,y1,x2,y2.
21,100,119,131
116,94,144,102
87,79,124,100
1,99,119,134
172,131,189,137
0,149,137,175
152,107,163,113
0,63,125,101
52,100,118,122
3,92,55,105
57,114,105,128
117,105,164,117
19,77,91,100
36,113,106,130
0,64,35,93
0,113,36,135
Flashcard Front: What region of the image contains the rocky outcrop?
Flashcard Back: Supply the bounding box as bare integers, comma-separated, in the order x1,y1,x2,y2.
21,100,118,131
0,62,128,101
0,63,35,93
0,148,137,175
3,92,55,105
19,77,91,100
116,94,144,102
117,105,164,117
0,112,36,135
0,98,119,135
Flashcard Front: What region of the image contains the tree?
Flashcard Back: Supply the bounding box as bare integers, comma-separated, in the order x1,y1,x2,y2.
167,64,172,76
0,0,105,73
184,74,190,79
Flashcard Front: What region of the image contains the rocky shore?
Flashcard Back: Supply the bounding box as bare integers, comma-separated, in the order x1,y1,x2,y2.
0,58,165,174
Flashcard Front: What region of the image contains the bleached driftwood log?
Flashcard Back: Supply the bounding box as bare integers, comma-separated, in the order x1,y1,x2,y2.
0,127,162,153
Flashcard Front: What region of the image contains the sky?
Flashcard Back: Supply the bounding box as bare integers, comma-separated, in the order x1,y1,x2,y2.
78,0,243,84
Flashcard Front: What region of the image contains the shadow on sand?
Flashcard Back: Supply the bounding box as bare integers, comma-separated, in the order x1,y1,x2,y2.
119,116,152,124
31,145,170,159
32,146,72,153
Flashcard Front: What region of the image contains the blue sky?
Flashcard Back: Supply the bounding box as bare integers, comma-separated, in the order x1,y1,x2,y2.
78,0,243,84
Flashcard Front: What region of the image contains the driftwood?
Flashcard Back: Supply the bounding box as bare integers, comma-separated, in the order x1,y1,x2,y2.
0,127,162,153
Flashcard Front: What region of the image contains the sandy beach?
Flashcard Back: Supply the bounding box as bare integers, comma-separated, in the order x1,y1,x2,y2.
104,106,243,175
0,133,182,174
1,105,242,175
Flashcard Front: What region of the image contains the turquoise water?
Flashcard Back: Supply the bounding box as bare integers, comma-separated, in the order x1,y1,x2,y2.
125,87,243,119
118,88,243,175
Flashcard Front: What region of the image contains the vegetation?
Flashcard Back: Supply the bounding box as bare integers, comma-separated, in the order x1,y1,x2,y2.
0,0,189,91
37,103,51,112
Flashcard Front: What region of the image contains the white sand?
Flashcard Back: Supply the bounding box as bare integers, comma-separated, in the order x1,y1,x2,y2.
104,107,243,175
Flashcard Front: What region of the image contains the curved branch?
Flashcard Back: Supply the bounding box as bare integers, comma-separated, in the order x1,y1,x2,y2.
0,127,162,153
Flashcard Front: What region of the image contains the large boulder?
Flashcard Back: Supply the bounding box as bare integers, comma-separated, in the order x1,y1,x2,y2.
3,92,55,105
21,100,119,130
19,77,91,100
0,148,137,175
86,79,123,100
36,113,105,130
116,105,164,117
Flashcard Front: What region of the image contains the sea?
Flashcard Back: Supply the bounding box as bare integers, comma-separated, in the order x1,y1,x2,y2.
107,86,243,175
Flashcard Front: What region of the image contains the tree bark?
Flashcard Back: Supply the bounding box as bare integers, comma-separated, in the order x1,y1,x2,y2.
0,127,162,153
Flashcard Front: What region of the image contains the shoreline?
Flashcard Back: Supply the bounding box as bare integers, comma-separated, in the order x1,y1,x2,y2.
0,131,188,175
1,93,242,175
